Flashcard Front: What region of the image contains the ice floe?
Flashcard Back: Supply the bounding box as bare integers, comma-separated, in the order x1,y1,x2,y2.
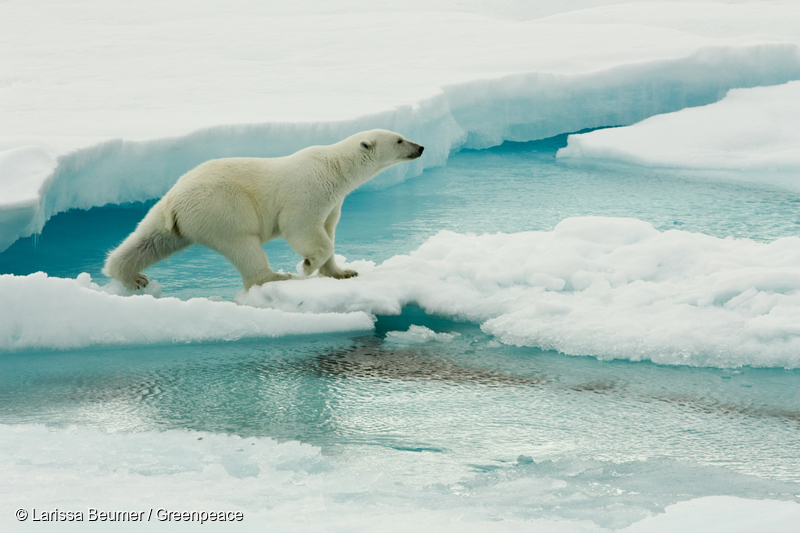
384,325,461,346
0,272,373,351
240,218,800,368
3,218,800,367
0,147,58,251
558,81,800,173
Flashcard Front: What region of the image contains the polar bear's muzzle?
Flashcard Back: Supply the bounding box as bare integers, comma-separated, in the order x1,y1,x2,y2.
406,141,424,160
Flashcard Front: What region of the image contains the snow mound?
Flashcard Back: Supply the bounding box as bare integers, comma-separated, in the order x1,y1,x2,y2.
0,272,373,351
239,218,800,368
558,81,800,172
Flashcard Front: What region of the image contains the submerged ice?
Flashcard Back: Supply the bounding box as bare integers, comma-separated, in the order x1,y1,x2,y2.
2,423,798,533
2,324,800,530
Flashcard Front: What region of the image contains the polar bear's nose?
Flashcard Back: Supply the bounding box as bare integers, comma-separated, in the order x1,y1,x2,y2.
407,143,424,159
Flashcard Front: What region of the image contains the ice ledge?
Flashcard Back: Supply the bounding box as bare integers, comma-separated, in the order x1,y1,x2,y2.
0,272,373,351
557,80,800,172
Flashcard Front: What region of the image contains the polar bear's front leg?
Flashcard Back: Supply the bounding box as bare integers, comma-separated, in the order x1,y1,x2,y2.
287,227,342,278
300,240,334,278
315,201,358,279
214,235,292,289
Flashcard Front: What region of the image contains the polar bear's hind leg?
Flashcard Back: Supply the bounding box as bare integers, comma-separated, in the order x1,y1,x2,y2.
104,227,190,290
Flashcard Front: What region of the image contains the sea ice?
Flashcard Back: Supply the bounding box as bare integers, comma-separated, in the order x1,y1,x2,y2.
622,496,800,533
240,218,800,368
2,3,800,532
0,147,58,250
384,325,460,346
11,215,800,366
0,272,373,351
1,423,798,533
558,81,800,173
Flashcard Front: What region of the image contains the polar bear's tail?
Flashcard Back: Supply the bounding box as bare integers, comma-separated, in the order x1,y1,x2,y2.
103,200,191,290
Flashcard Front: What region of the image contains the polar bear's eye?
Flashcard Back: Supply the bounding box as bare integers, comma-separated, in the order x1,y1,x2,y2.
396,139,403,144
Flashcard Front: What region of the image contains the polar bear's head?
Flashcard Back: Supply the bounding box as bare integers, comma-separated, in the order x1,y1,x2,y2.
331,129,424,191
357,129,424,167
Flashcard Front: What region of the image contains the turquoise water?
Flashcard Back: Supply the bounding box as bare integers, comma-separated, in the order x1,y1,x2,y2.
1,136,799,527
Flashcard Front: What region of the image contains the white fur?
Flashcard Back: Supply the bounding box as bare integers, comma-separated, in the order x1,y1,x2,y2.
103,129,424,290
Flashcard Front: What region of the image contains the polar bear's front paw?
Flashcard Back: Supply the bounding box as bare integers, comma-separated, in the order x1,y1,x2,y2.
131,273,149,290
337,269,358,279
317,261,358,279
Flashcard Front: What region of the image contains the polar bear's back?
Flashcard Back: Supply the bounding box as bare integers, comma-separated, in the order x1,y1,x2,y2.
161,158,285,244
173,157,275,191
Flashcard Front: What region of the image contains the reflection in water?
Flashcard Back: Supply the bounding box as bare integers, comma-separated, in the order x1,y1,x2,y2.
311,336,545,387
568,380,618,393
656,393,800,429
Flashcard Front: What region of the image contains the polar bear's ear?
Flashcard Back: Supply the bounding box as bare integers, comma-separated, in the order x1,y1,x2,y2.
359,140,374,151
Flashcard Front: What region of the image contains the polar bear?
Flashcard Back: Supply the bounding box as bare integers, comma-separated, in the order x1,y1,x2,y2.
104,129,424,290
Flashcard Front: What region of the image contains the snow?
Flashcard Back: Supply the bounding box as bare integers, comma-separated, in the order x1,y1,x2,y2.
239,218,800,369
558,81,800,172
2,423,798,533
0,272,373,351
4,1,797,141
622,496,800,533
1,1,800,251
